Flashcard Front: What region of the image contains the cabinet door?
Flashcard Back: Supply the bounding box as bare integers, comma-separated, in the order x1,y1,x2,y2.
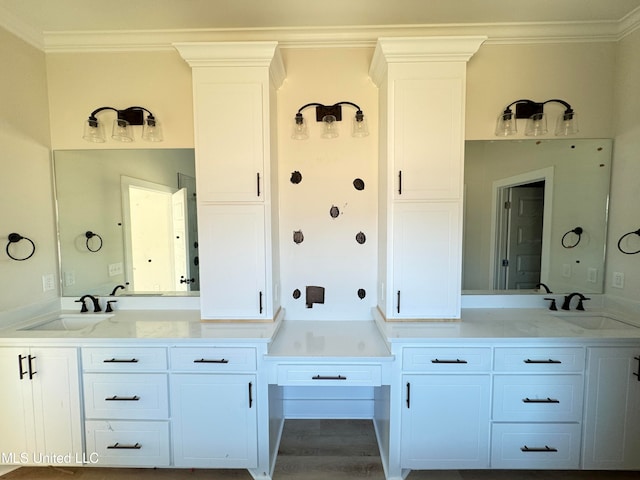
401,374,490,469
392,202,462,318
199,204,267,319
0,348,34,459
582,346,640,469
393,71,464,200
171,374,257,468
194,81,264,202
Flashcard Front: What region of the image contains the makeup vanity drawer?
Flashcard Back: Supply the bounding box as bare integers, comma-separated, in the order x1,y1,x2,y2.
170,346,257,372
494,347,585,373
491,423,581,469
402,347,491,372
493,374,584,422
82,347,167,371
83,373,169,420
277,363,382,386
85,420,170,467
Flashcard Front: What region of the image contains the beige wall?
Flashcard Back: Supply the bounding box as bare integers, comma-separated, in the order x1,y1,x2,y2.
0,28,57,313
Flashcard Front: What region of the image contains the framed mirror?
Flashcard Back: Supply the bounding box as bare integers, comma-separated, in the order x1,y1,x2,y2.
54,149,198,297
462,139,612,294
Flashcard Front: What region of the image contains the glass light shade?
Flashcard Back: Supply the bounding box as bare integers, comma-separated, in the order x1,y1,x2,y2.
495,110,517,136
83,119,105,143
352,115,369,137
554,111,578,136
321,115,339,139
292,116,308,140
142,117,163,142
524,113,548,136
112,119,134,142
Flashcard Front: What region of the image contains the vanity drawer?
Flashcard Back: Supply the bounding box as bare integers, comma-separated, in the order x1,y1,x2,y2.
403,347,491,372
491,423,581,469
82,347,167,371
85,420,170,467
493,374,584,422
170,346,256,372
83,373,168,419
494,347,585,373
277,363,382,386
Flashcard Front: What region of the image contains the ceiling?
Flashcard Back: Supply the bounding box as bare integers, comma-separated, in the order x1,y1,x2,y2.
2,0,640,50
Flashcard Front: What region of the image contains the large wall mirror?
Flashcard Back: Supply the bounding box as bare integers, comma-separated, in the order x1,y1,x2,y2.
463,139,611,295
54,149,198,297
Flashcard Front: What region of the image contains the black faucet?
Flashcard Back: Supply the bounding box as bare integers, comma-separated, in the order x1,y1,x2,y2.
110,284,126,296
76,294,102,313
561,292,591,311
536,283,552,294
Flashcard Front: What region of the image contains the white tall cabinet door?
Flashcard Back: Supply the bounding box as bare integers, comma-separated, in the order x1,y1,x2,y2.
0,347,81,464
401,374,490,469
392,202,462,318
582,346,640,469
171,374,258,468
198,204,267,319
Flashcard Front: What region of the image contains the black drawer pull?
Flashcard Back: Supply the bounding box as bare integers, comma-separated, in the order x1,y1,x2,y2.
193,358,229,364
18,354,28,380
524,359,562,364
521,445,558,453
523,397,560,404
634,356,640,381
28,355,36,379
103,358,139,363
312,375,346,380
105,395,140,401
431,359,468,364
107,442,141,450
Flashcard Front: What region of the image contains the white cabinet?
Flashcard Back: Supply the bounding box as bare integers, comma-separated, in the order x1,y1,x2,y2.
0,347,82,465
175,41,285,321
399,346,491,469
369,37,485,320
169,346,259,468
198,204,267,319
582,346,640,469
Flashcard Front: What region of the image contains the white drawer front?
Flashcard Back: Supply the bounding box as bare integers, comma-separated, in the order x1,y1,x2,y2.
403,347,491,372
83,373,168,419
491,423,581,469
494,347,585,372
493,375,584,422
82,347,167,371
277,364,382,386
170,346,256,372
85,420,169,467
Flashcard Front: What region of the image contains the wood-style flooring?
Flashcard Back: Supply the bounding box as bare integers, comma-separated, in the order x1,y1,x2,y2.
2,420,639,479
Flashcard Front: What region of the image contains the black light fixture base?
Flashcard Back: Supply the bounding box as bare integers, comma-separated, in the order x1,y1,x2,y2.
117,107,145,125
315,104,342,122
515,101,544,119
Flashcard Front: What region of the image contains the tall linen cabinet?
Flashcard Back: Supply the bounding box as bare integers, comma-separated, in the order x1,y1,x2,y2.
369,37,485,320
175,42,285,320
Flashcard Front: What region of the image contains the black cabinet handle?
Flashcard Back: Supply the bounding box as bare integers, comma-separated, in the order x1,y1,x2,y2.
28,355,36,379
431,359,468,364
103,358,139,363
18,354,27,380
524,359,562,364
256,172,261,197
312,375,347,380
193,358,229,364
107,443,141,450
397,290,401,314
105,395,140,401
259,291,263,314
521,445,558,453
248,382,253,408
398,170,402,195
523,397,560,404
634,356,640,381
406,382,411,409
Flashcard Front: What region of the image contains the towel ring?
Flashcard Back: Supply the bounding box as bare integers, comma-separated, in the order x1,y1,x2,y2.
561,227,583,248
85,231,103,252
617,228,640,255
6,233,36,261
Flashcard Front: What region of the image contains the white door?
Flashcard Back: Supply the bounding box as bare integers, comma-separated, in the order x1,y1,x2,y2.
0,347,34,458
172,188,189,291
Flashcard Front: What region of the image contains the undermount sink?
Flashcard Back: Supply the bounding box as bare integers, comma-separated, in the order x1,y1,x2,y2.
554,313,638,330
20,313,114,331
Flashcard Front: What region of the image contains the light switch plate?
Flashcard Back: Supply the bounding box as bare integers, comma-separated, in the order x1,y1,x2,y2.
42,273,55,292
612,271,625,288
587,268,598,283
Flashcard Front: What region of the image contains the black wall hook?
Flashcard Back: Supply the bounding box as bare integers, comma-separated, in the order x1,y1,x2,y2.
6,233,36,261
561,227,583,248
617,228,640,255
85,231,103,252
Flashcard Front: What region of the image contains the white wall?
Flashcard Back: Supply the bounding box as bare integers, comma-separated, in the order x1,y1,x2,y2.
0,28,57,315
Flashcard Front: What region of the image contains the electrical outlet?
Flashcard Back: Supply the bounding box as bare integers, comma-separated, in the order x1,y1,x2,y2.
42,273,55,292
64,271,75,287
587,268,598,283
612,271,625,289
562,264,571,278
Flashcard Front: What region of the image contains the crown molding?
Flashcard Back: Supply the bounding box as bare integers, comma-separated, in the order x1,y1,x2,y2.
1,14,638,53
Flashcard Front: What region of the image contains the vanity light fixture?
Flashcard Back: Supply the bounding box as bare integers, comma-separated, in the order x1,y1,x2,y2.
495,99,578,137
292,101,368,140
83,106,163,143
